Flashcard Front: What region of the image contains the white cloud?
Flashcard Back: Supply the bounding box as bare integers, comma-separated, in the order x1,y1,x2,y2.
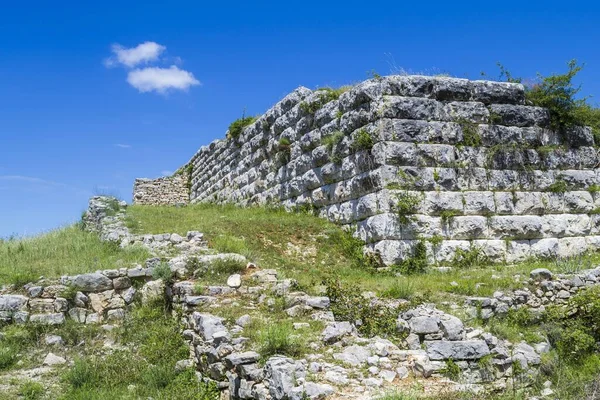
0,175,67,187
161,170,174,176
115,143,131,148
105,41,165,68
127,65,200,93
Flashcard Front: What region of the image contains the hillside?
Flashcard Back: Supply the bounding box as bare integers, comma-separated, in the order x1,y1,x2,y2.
1,197,600,399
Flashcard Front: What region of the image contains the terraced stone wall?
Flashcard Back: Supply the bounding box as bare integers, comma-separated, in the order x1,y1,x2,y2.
180,76,599,265
133,176,189,206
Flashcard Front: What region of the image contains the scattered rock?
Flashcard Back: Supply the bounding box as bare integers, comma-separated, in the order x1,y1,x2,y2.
43,353,66,366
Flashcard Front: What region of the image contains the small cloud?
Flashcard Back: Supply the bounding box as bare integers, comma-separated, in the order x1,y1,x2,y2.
127,65,200,94
161,170,174,176
105,41,166,68
115,143,131,149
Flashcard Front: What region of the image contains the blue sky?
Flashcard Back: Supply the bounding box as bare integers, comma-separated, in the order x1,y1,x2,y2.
1,1,599,237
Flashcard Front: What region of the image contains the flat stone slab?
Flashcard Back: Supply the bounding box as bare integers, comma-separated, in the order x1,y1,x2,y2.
425,340,490,360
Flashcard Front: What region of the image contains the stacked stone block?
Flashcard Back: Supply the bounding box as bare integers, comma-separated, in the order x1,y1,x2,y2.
173,75,599,265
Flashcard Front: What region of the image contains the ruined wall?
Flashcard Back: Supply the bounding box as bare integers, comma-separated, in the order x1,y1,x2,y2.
174,76,599,265
133,176,189,206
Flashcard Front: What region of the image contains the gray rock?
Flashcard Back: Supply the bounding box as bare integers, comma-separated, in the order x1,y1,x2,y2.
43,352,66,366
141,279,165,304
290,382,335,400
333,345,371,366
71,273,113,292
193,312,228,341
439,315,464,341
227,274,242,289
236,314,252,327
30,313,65,325
425,340,490,360
530,268,553,281
27,286,43,298
0,295,28,312
44,335,64,346
305,296,330,309
265,356,306,400
410,315,441,335
74,292,89,307
321,321,355,343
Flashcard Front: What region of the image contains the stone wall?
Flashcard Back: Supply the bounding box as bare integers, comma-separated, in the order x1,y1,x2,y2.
133,175,189,206
173,75,599,265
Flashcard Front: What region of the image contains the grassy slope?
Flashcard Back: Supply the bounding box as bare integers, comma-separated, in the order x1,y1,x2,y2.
0,225,150,286
124,203,588,301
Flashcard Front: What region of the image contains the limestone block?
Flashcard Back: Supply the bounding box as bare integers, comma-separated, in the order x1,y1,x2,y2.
488,104,549,127
540,193,564,213
434,240,471,263
558,237,588,258
431,77,472,101
381,96,442,121
530,238,559,259
472,240,506,261
470,80,525,105
369,240,415,265
355,193,382,220
513,192,545,215
441,101,489,123
563,191,594,213
416,144,456,167
401,215,444,240
383,142,418,166
449,216,489,239
541,214,590,237
462,191,495,215
456,168,488,191
455,147,487,168
505,240,531,263
489,216,543,239
488,170,520,191
421,191,464,215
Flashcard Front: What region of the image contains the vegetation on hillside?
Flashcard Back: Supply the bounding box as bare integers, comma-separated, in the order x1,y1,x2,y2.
0,225,149,286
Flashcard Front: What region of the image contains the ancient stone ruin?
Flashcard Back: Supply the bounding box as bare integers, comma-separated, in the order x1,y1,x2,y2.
134,75,599,266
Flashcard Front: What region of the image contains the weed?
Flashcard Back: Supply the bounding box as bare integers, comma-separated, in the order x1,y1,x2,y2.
547,179,568,193
256,322,305,360
152,261,174,283
395,191,422,224
587,184,600,194
228,115,257,139
439,209,460,224
450,246,487,269
380,279,415,300
456,118,482,147
442,358,461,381
18,381,44,400
395,240,428,275
351,129,375,152
324,276,407,339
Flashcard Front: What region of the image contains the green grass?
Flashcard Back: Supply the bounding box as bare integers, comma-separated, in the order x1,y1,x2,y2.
61,304,219,399
123,203,595,301
0,225,150,286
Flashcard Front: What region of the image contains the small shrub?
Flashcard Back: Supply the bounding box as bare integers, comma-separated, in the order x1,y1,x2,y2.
278,137,291,150
450,246,487,269
321,131,345,153
395,240,428,275
456,119,482,147
18,381,44,400
0,346,17,371
380,280,415,300
547,179,568,193
439,209,460,224
228,115,257,139
351,129,374,152
395,191,421,224
210,258,246,276
257,323,304,359
152,261,174,283
587,184,600,194
442,358,461,381
324,277,408,339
